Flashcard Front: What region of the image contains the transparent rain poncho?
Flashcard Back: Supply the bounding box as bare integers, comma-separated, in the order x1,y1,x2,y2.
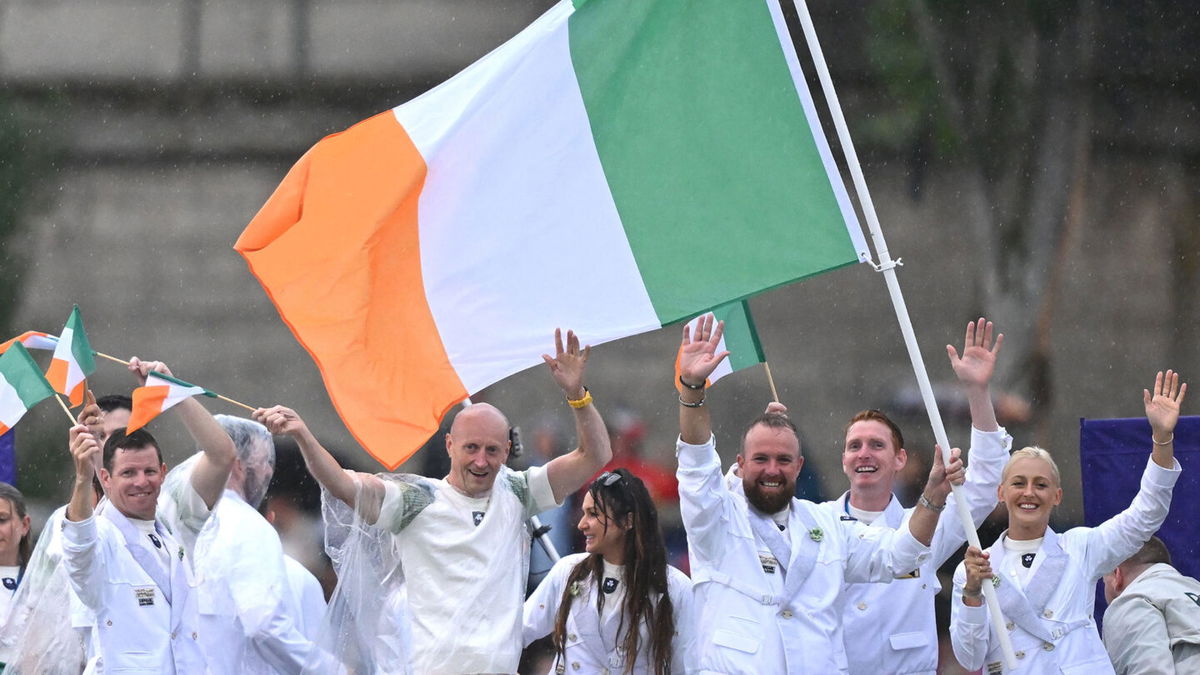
310,466,544,674
0,505,90,675
163,453,331,674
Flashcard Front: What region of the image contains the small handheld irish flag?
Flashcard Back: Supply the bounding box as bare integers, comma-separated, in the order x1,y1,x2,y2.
127,371,217,433
0,331,60,354
676,300,767,389
0,343,57,435
46,307,97,407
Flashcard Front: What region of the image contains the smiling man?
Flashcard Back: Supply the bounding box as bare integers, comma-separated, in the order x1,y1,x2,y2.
255,329,613,674
675,316,965,673
823,318,1012,675
61,358,234,675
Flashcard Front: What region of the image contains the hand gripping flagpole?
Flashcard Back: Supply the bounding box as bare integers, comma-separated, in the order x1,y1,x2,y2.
790,0,1017,669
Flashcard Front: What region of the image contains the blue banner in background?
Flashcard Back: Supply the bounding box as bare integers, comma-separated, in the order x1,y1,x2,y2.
0,428,14,485
1081,415,1199,626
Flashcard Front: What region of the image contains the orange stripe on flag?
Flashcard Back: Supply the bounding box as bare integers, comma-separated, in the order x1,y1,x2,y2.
127,385,170,433
45,359,73,404
236,112,467,469
0,422,10,436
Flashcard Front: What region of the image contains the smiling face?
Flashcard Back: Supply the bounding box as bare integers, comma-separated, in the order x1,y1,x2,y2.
578,491,628,563
842,420,907,495
999,455,1062,539
738,423,803,514
445,404,511,498
101,446,166,521
0,498,30,567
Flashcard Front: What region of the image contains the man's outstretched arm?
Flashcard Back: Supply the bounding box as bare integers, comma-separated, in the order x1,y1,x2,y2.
543,329,613,503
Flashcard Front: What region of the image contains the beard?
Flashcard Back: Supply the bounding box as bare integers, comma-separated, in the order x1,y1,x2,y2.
743,477,794,514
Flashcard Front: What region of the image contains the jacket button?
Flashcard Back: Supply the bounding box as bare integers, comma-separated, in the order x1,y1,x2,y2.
170,632,177,640
1005,621,1014,631
780,610,793,619
568,633,576,641
192,632,198,640
1043,609,1054,618
571,663,581,671
1015,651,1025,659
1043,642,1054,651
856,602,867,611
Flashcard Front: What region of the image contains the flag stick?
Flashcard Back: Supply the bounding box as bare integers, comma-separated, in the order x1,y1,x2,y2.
53,394,79,425
94,351,130,366
763,361,780,403
216,394,257,413
790,0,1017,668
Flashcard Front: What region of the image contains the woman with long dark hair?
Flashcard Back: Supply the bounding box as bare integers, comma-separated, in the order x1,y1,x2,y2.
0,483,32,647
524,468,694,674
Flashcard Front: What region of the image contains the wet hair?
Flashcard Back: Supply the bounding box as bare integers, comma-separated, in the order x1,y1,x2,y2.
741,412,800,451
0,483,32,568
96,394,132,414
1003,446,1061,486
844,409,904,453
213,415,275,507
103,428,164,472
1120,536,1172,571
552,469,674,674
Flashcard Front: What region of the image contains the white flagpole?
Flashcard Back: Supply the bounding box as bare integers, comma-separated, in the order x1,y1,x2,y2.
788,0,1018,669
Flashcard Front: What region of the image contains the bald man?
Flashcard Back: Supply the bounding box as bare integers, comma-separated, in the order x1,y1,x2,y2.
255,329,613,674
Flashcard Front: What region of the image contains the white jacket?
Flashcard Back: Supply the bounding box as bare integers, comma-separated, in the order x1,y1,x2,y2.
1102,562,1200,674
61,506,208,675
678,435,931,674
824,426,1012,675
523,553,696,674
951,456,1181,674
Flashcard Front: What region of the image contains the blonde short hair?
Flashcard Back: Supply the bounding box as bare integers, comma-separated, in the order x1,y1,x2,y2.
1002,446,1061,486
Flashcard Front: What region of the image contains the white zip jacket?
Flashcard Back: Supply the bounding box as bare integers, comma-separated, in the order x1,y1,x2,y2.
951,456,1181,674
824,426,1012,674
678,434,931,674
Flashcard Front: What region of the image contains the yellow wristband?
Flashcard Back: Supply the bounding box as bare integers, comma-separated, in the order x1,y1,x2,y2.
567,388,593,409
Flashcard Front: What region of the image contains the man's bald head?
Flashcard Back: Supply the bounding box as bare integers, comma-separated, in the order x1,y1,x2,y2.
450,403,510,436
445,403,512,498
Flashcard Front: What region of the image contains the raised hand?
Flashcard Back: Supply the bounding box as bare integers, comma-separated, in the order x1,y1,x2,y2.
127,356,173,387
69,424,101,482
76,390,103,438
254,405,311,438
1144,370,1187,439
678,314,729,387
923,445,964,504
946,318,1003,389
542,328,589,400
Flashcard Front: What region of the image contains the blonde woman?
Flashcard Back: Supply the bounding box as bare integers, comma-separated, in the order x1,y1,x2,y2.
951,370,1186,673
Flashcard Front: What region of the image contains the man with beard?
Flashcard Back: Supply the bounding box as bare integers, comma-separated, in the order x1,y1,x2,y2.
675,316,964,673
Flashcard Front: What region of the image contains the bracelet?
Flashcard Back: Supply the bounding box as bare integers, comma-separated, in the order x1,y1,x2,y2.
678,394,705,408
566,387,593,409
962,587,982,600
918,494,945,512
1152,433,1174,446
678,375,705,390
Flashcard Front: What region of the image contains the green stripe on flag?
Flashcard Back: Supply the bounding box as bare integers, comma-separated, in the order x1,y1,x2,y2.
568,0,861,323
712,300,766,371
0,343,56,408
66,305,97,376
147,371,217,397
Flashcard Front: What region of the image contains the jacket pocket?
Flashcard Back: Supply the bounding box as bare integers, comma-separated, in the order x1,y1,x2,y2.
711,615,761,655
888,631,930,651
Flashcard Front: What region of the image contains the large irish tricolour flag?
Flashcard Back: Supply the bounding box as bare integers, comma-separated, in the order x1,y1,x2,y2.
236,0,867,468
